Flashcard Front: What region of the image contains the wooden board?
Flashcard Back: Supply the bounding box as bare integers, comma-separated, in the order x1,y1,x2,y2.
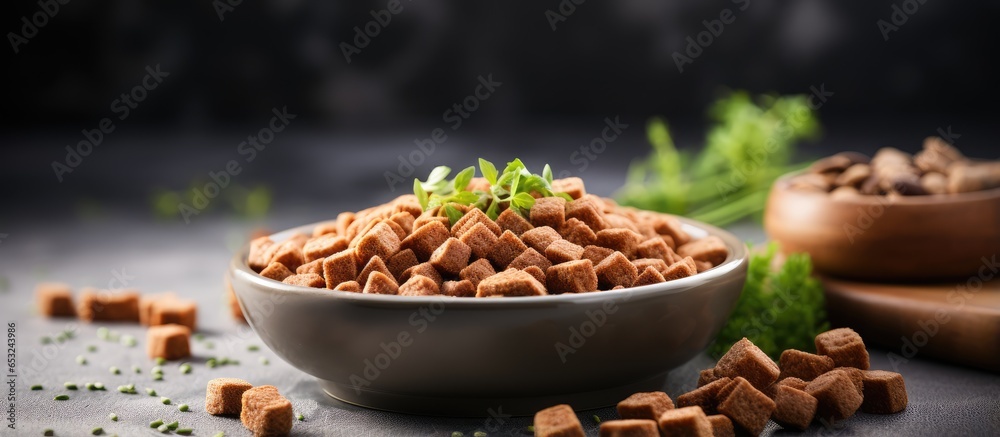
823,276,1000,372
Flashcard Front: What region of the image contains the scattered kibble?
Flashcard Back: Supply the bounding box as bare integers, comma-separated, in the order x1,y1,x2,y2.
31,385,43,390
120,335,137,347
109,366,120,375
161,397,171,405
166,421,179,430
204,341,215,350
64,383,77,390
76,355,87,365
247,345,260,352
146,388,157,396
90,427,103,435
108,413,118,422
296,413,304,421
177,429,193,435
54,394,69,401
178,404,189,412
150,419,164,428
179,363,192,374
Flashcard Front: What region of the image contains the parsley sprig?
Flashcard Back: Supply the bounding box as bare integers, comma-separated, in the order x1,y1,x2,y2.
413,158,572,223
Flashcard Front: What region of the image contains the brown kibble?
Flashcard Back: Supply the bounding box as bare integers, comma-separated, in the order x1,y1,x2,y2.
401,220,451,261
520,265,547,285
715,337,780,391
778,377,808,391
716,377,776,436
829,367,864,395
706,414,734,437
566,196,608,231
546,259,598,294
140,292,177,326
582,245,614,265
652,215,690,247
363,271,399,295
296,259,323,276
677,236,727,266
269,240,305,272
508,247,553,272
389,211,416,235
476,269,546,297
224,279,246,323
632,258,669,275
488,230,528,269
36,282,75,317
77,288,140,322
459,259,496,288
442,279,476,297
429,237,472,275
915,136,965,174
790,172,833,192
521,226,563,253
398,275,440,296
632,266,665,287
676,377,732,414
595,229,643,259
695,261,713,273
333,281,361,293
947,161,1000,194
149,298,198,330
453,208,502,238
779,349,836,381
530,196,567,229
805,370,863,422
282,273,325,288
495,208,534,236
560,218,597,247
835,164,872,188
815,327,870,370
861,370,908,414
697,368,718,388
303,234,348,262
552,177,587,199
387,249,419,279
260,262,294,282
241,385,293,437
772,385,817,430
381,216,408,241
656,406,713,437
146,324,191,360
810,152,857,174
533,404,584,437
458,222,500,260
323,250,358,289
617,391,674,420
920,172,948,195
662,257,698,281
594,252,639,290
335,211,356,236
205,377,253,415
637,238,676,265
412,215,449,230
545,239,585,264
598,419,659,437
355,222,401,265
399,262,443,287
358,256,392,288
248,237,275,272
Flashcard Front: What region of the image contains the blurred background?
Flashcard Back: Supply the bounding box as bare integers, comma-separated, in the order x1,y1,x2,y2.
2,0,998,225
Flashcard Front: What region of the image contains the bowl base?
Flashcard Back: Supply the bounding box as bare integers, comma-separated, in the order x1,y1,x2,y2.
319,373,671,417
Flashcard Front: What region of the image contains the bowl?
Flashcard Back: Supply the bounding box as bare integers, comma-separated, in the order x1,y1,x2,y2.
765,173,1000,281
228,218,747,416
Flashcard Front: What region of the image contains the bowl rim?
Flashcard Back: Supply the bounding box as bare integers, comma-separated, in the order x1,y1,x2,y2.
773,171,1000,205
229,216,748,308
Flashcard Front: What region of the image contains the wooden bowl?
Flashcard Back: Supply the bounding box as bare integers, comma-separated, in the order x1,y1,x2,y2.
764,173,1000,281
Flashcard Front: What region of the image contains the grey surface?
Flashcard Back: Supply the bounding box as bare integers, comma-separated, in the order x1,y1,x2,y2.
2,215,999,437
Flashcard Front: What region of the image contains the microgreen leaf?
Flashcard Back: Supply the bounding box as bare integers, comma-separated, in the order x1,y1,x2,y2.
443,204,464,226
542,164,553,184
511,192,536,210
479,158,498,185
414,179,429,210
452,166,476,193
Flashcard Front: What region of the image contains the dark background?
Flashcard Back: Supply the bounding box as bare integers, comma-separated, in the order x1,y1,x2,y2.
2,0,998,219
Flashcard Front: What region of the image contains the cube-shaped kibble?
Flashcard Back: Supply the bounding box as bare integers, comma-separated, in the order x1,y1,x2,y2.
149,298,198,330
225,281,246,323
36,282,76,318
412,215,449,231
534,404,584,437
656,406,713,437
520,265,547,285
442,280,476,297
260,261,294,282
521,226,563,253
560,218,597,247
488,230,528,270
546,260,598,294
632,266,665,287
695,261,713,273
598,419,659,437
241,385,293,437
697,368,719,387
392,196,423,219
595,252,639,290
714,337,780,391
205,377,253,415
336,211,356,236
566,197,608,231
453,208,501,238
530,196,567,229
805,370,863,422
389,211,416,235
429,237,472,275
355,222,401,265
706,415,734,437
460,259,496,288
382,218,408,241
716,377,776,436
552,177,587,200
637,238,676,264
269,240,306,272
603,214,638,233
476,269,546,297
78,288,140,322
508,247,553,272
248,237,275,272
595,229,644,259
662,257,698,281
333,281,362,293
296,259,324,276
677,236,727,267
400,262,443,287
363,272,399,295
617,391,675,420
815,328,870,370
496,208,534,236
387,249,419,280
146,324,191,360
778,377,808,391
632,258,669,275
458,222,500,260
398,275,440,296
829,367,863,395
323,250,358,289
861,370,908,414
303,234,348,262
772,385,817,430
652,214,690,247
139,292,177,326
401,220,451,261
357,256,392,288
545,239,585,264
582,246,614,265
779,349,836,381
282,273,325,288
676,377,732,414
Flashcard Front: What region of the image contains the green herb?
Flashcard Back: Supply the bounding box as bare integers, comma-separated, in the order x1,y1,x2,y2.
166,421,179,430
413,159,571,221
710,243,829,359
62,329,75,339
157,424,169,433
43,429,54,436
76,355,87,365
93,382,105,390
31,385,43,390
206,358,217,368
132,365,141,374
592,415,601,424
97,327,110,340
54,395,69,401
41,336,52,344
161,397,171,405
109,366,120,375
617,92,820,226
155,357,166,365
179,363,192,374
526,426,534,433
259,357,269,365
247,345,259,352
193,333,205,341
153,374,163,381
204,341,215,350
90,427,103,435
451,432,464,437
87,345,97,352
177,429,193,435
474,432,487,437
150,419,164,428
108,413,118,422
120,335,136,347
146,388,157,396
64,383,77,390
178,404,189,412
296,413,304,421
117,384,136,394
85,383,95,390
212,432,225,437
